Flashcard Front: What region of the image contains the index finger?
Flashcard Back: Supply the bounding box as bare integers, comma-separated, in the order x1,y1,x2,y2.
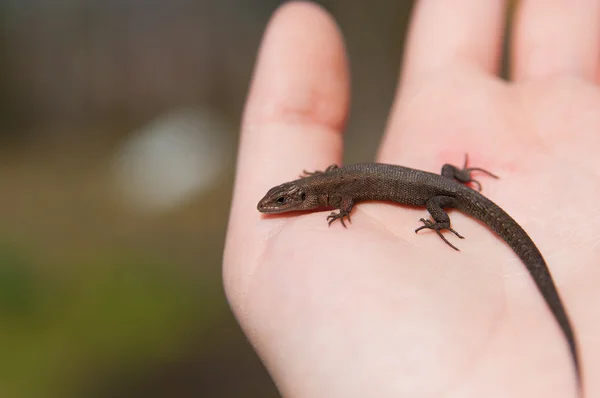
224,1,349,299
235,1,349,206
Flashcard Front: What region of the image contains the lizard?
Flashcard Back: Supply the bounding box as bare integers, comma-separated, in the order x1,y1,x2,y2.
256,155,581,395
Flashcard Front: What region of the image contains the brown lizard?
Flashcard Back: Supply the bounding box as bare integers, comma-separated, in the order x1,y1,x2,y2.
257,156,581,395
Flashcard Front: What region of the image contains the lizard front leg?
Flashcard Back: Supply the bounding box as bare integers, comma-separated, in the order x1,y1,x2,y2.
326,195,354,228
300,164,339,178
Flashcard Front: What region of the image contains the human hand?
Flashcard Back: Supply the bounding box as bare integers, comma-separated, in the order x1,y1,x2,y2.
223,1,599,397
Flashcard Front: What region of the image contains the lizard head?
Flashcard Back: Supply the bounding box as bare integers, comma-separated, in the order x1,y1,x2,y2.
257,182,307,213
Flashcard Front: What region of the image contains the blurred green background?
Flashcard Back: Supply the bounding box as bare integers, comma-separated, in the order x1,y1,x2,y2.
0,1,511,397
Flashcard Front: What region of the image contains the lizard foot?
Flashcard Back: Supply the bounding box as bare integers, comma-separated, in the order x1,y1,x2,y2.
415,218,464,251
441,154,499,191
300,164,340,178
327,210,351,228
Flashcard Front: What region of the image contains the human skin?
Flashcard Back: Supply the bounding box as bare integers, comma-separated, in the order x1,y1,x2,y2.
223,1,600,397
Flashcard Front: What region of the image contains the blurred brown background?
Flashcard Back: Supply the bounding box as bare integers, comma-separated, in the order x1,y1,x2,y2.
0,1,512,397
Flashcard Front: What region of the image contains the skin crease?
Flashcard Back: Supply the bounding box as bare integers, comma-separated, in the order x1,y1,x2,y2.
223,1,600,398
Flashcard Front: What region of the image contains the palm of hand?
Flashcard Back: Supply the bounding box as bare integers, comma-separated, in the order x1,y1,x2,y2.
224,3,600,397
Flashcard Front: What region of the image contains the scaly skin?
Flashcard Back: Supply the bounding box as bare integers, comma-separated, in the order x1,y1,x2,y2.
257,160,580,394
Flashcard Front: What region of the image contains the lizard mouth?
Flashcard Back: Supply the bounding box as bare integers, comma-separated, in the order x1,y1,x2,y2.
256,198,274,213
256,202,272,213
256,201,284,213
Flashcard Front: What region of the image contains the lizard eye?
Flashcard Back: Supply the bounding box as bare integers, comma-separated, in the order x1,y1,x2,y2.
276,197,286,204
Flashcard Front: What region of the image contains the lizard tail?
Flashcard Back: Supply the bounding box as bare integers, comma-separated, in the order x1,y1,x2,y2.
458,193,582,395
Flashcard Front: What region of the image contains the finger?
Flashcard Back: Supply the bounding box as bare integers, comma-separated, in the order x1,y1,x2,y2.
224,1,349,293
381,1,508,165
512,0,600,82
401,0,508,83
238,1,348,190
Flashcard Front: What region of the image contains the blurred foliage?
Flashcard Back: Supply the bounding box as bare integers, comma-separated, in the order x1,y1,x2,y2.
0,242,222,398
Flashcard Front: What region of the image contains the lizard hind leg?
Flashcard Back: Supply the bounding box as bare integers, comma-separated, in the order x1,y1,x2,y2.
414,195,464,251
440,154,499,191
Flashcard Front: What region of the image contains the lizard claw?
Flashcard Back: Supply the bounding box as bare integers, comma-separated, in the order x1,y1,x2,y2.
300,164,340,178
327,210,351,228
415,218,463,251
441,154,499,191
